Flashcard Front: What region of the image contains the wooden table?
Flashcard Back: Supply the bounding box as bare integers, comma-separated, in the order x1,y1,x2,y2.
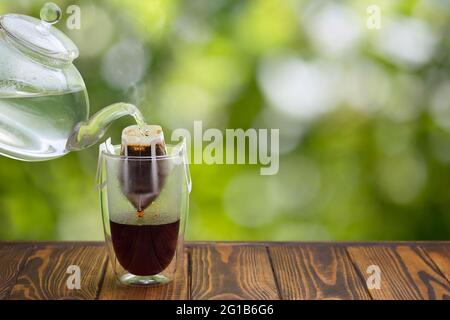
0,242,449,300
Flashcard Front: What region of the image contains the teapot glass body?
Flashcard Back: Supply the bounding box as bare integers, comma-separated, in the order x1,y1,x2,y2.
0,14,144,162
0,23,90,161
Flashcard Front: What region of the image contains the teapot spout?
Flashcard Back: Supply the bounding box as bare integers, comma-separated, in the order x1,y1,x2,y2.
66,102,144,151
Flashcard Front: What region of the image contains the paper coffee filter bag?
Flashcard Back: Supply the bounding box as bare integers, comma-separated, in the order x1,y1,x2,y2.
102,124,185,225
119,124,169,210
112,124,180,225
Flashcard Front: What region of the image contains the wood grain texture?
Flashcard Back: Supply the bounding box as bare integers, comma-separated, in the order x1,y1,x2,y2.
347,245,450,300
0,245,32,299
269,245,371,300
8,245,107,300
420,245,450,282
98,249,189,300
190,244,279,300
0,242,449,300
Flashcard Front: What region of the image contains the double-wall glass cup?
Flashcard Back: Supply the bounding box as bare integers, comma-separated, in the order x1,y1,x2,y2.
97,141,191,286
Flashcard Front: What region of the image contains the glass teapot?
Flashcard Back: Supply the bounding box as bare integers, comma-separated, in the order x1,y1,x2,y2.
0,12,144,161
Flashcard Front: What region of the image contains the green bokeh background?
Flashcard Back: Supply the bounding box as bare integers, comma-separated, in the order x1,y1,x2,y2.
0,0,449,241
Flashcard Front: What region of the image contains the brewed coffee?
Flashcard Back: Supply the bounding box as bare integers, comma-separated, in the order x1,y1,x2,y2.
110,219,180,276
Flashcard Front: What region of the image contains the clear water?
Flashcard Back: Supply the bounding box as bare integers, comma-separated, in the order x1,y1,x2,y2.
0,90,88,161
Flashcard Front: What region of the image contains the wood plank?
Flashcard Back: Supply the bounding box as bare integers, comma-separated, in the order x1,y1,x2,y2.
9,245,107,300
347,245,450,300
420,245,450,282
269,245,371,300
190,244,279,300
0,245,33,299
98,249,189,300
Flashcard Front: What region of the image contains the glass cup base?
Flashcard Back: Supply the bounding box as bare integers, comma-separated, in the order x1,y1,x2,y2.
118,273,172,286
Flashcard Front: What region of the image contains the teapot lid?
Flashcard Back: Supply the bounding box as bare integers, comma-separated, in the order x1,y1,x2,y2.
0,14,79,63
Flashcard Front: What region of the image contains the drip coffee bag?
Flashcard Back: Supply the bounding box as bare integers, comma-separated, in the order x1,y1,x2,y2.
119,125,168,215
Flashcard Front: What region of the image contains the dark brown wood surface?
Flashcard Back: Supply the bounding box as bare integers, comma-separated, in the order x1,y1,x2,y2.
0,242,448,300
9,244,107,300
269,244,371,299
347,245,450,300
190,244,279,299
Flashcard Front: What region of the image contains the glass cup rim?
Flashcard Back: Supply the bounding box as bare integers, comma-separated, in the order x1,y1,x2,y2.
100,143,186,161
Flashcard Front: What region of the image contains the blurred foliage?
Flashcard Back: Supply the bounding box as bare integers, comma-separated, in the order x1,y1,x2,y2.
0,0,449,240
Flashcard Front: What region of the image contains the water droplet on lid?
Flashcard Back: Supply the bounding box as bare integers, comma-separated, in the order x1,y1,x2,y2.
40,2,62,25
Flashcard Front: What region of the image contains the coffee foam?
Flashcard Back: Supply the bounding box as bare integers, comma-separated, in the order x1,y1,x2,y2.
109,209,180,226
121,125,165,148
